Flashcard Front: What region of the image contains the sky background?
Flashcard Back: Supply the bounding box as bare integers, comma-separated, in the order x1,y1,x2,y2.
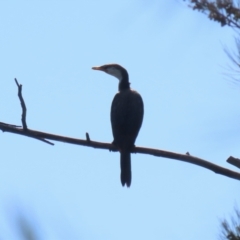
0,1,239,239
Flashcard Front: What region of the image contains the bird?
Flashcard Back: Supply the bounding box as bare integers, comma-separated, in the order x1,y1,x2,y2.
92,63,144,187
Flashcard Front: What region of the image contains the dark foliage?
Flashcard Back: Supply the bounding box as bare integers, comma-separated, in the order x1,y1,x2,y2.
187,0,240,27
220,208,240,240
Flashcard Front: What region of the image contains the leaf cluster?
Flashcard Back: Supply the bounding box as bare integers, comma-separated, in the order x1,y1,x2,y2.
188,0,240,27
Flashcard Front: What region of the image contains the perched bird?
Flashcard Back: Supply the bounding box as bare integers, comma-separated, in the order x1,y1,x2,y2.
92,64,144,187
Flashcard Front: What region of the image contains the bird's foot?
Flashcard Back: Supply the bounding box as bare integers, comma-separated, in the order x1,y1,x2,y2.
131,145,136,154
110,140,118,152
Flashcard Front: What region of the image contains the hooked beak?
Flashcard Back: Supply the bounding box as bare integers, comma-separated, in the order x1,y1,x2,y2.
92,66,106,72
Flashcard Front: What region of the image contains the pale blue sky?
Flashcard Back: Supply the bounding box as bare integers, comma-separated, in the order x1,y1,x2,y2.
0,1,239,239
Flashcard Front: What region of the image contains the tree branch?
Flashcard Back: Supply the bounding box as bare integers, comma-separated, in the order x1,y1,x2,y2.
1,122,240,181
1,79,240,182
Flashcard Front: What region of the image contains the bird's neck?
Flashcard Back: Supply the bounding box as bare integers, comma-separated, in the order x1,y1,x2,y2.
118,76,130,92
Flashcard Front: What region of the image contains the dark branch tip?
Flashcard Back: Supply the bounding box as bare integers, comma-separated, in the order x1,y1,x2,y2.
86,132,90,142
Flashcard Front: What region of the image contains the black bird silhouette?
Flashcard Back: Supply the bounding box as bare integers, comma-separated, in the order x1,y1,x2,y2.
92,64,144,187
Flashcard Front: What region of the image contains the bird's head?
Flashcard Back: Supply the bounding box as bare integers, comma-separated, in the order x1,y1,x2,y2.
92,64,128,82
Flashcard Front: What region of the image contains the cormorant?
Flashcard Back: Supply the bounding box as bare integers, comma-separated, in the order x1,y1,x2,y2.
92,64,144,187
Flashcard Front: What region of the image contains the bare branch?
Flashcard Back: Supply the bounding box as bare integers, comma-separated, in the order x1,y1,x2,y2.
0,122,240,181
1,79,239,183
136,147,240,181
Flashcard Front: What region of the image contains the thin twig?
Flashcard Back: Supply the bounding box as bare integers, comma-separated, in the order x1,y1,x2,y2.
15,78,27,130
14,79,54,145
0,122,21,128
36,138,54,145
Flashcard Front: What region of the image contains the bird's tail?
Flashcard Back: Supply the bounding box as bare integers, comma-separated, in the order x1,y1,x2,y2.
120,151,131,187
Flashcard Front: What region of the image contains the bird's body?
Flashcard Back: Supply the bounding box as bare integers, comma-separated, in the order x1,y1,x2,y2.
92,64,144,187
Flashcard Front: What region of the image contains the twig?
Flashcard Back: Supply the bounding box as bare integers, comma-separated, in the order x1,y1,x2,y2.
86,132,90,142
15,78,27,130
0,122,21,128
36,138,54,145
227,156,240,169
14,79,53,145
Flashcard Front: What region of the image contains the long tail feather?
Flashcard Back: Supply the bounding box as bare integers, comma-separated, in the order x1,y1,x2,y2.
120,151,131,187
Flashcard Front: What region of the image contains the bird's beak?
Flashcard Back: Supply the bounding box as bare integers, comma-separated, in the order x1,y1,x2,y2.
92,66,105,72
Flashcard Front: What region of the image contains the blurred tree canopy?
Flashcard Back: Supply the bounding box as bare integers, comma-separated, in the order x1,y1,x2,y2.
220,208,240,240
186,0,240,27
185,1,240,80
